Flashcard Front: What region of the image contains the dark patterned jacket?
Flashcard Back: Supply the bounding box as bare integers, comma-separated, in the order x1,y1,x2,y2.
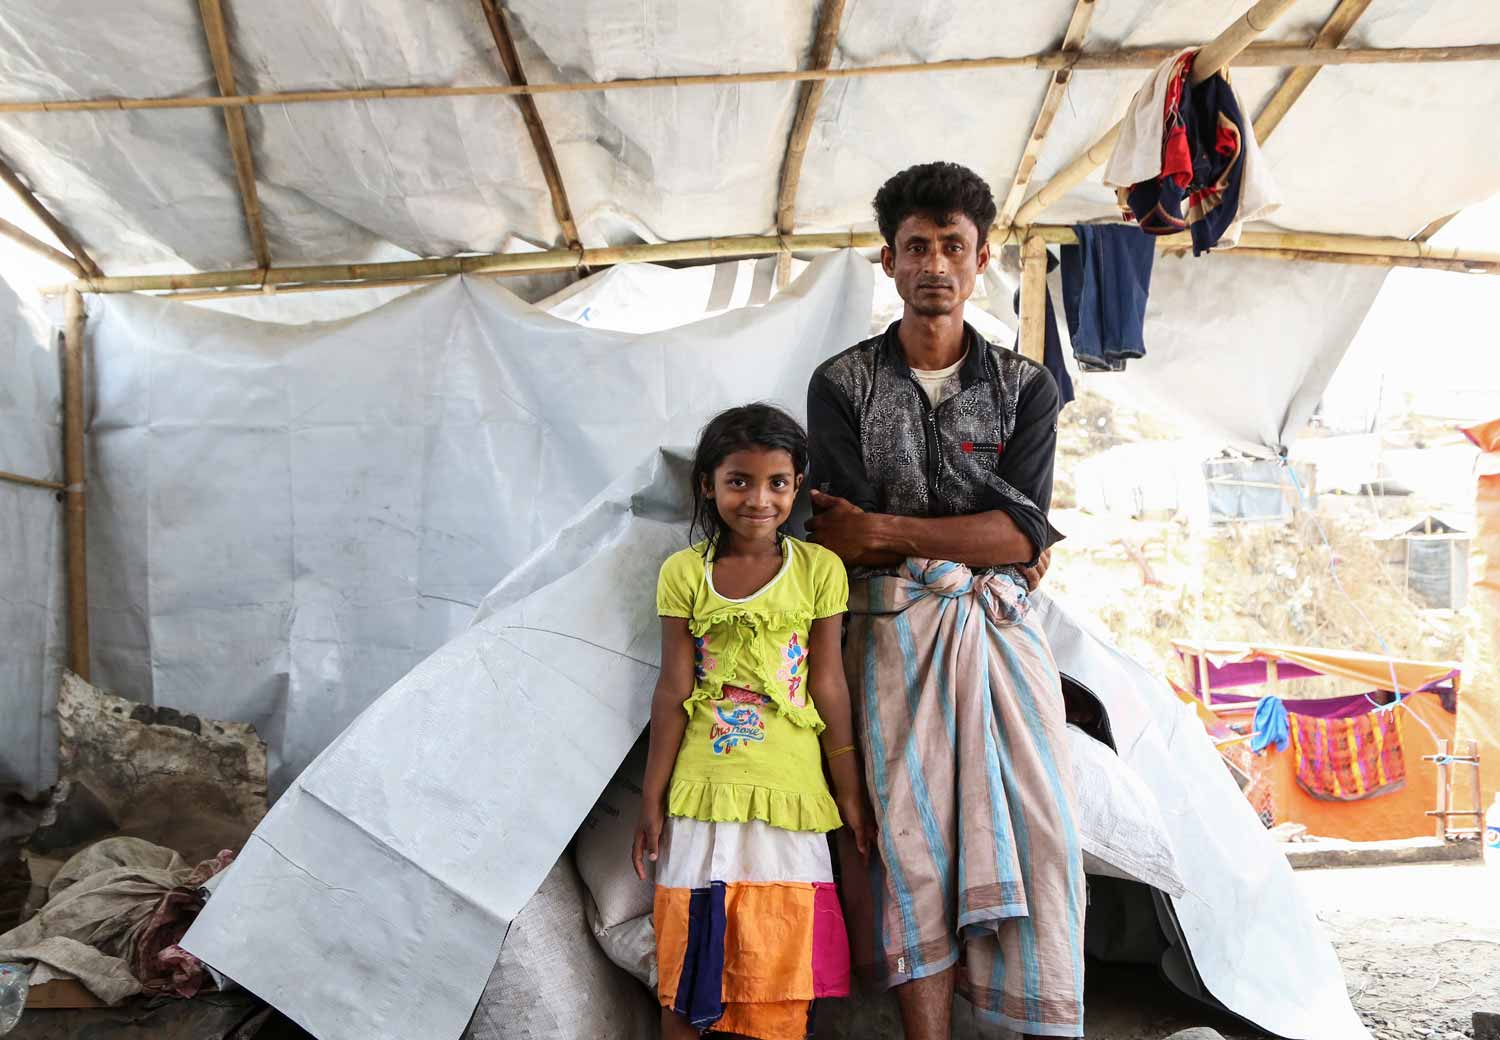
806,321,1061,568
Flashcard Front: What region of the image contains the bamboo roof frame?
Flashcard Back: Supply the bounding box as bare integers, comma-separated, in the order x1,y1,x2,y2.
0,152,102,278
1252,0,1373,142
196,0,271,270
773,0,847,289
478,0,582,253
997,0,1096,228
46,226,1500,298
1,43,1497,116
1012,0,1302,227
2,2,1495,296
0,214,83,275
1414,211,1461,243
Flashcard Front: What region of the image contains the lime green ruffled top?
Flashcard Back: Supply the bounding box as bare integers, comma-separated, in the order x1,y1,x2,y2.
657,536,849,833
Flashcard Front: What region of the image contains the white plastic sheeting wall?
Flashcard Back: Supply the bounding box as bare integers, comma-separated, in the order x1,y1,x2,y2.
1,245,1386,791
0,279,62,790
82,252,871,793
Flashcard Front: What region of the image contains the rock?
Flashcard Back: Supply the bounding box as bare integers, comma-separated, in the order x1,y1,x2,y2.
1164,1030,1227,1040
1270,822,1308,843
0,788,56,929
41,672,268,862
26,779,118,853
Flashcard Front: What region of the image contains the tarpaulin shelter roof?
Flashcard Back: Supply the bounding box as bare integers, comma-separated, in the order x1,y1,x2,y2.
0,0,1495,289
1174,638,1462,693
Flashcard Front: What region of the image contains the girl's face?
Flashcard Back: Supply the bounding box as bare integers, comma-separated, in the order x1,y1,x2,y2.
703,447,802,546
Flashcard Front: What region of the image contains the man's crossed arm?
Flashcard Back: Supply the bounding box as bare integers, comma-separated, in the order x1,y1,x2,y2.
805,488,1051,590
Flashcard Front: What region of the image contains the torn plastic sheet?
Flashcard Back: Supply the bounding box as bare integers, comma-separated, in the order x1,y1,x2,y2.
82,253,871,795
183,442,1368,1040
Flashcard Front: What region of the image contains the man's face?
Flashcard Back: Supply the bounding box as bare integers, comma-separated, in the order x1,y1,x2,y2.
881,211,990,318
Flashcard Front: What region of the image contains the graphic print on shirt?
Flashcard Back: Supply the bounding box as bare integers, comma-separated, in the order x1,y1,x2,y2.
778,632,809,707
693,635,717,681
710,686,768,754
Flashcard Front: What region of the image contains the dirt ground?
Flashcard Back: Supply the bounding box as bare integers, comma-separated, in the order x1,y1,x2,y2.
1085,860,1497,1040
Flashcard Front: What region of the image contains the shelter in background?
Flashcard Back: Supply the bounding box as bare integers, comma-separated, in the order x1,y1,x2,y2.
1174,638,1470,843
1368,512,1471,611
1203,457,1317,524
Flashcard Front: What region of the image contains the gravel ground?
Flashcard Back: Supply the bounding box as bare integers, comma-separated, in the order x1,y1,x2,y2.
1083,860,1496,1040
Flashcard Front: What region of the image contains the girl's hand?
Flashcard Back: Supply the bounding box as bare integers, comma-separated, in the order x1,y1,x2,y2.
836,789,876,861
632,803,665,881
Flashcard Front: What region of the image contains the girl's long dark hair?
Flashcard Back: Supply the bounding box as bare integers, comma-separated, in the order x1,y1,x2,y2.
690,404,809,559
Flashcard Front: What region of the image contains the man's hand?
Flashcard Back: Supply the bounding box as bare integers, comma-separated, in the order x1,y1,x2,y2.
805,489,879,562
1017,546,1051,592
808,487,863,516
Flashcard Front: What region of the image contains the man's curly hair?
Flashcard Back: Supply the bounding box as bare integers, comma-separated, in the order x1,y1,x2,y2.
873,162,997,248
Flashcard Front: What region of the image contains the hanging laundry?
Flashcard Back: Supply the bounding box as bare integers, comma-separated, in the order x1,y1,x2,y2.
1289,708,1406,802
1059,223,1155,372
1104,49,1280,255
1010,272,1076,409
1250,695,1290,755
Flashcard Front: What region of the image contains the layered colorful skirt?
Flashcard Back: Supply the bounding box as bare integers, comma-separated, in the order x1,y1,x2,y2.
654,817,850,1039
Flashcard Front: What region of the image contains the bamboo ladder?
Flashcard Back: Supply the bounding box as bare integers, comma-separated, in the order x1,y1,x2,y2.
1425,739,1483,842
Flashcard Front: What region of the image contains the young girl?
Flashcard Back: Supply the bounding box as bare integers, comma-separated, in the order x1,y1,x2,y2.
632,404,872,1040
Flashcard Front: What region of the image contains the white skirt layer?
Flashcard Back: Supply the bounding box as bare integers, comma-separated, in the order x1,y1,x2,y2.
657,816,833,888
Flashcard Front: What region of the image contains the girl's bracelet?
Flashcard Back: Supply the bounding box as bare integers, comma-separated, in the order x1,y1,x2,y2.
824,743,856,761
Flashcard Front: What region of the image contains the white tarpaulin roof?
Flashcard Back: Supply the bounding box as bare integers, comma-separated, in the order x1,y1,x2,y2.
0,2,1494,272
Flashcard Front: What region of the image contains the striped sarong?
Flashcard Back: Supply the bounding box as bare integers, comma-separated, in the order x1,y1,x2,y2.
843,559,1084,1037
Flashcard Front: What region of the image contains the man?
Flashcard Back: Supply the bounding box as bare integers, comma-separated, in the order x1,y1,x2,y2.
805,162,1083,1039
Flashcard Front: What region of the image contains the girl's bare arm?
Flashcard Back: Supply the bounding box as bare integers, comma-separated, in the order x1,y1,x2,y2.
633,616,697,879
809,614,874,856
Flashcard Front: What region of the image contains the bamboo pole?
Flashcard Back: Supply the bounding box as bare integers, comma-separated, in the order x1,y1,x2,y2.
1414,211,1460,242
0,469,65,492
50,224,1500,296
1221,246,1500,274
998,0,1096,227
1018,236,1048,363
479,0,582,252
1227,229,1500,263
2,43,1498,117
1254,0,1373,141
0,154,102,278
62,288,89,681
774,0,847,289
1012,0,1302,227
0,215,83,275
197,0,271,270
1191,0,1306,87
153,274,449,303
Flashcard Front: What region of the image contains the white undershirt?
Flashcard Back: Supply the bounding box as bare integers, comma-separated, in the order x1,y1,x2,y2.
910,352,966,408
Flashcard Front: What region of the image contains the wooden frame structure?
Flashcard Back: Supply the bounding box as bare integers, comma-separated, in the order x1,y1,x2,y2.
6,2,1499,679
774,0,847,288
197,0,271,271
478,0,583,255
